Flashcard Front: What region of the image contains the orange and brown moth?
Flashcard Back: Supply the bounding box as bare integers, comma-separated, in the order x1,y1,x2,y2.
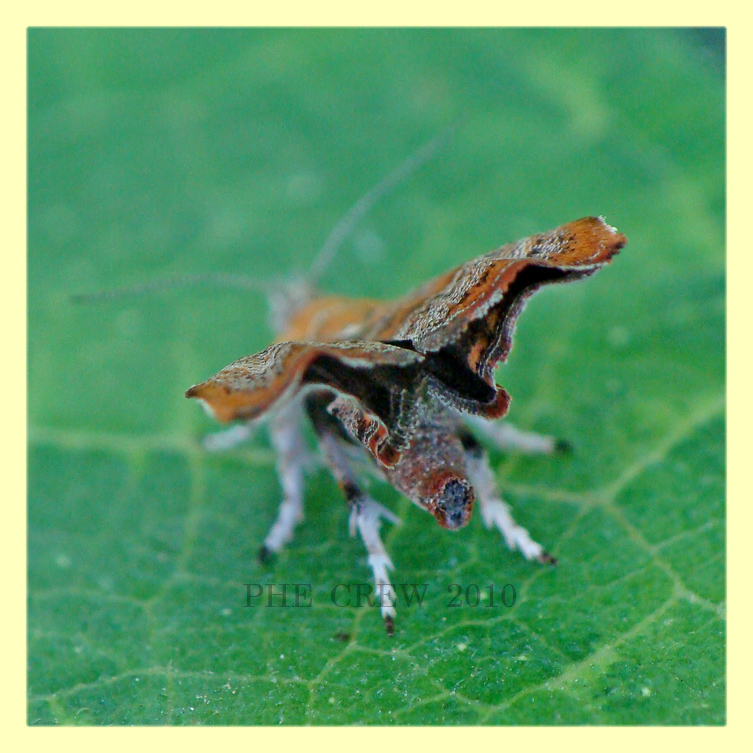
186,206,626,634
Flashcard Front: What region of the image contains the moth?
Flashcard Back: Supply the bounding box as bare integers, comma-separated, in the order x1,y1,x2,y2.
186,187,626,633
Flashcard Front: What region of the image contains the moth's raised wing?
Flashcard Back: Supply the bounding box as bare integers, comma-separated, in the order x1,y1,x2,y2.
367,216,626,385
186,340,425,468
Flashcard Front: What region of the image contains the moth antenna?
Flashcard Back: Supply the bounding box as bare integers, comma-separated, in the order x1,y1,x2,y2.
71,272,271,305
72,127,455,306
308,125,457,285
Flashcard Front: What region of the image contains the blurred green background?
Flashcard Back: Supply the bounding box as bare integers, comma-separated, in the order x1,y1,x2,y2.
28,28,724,725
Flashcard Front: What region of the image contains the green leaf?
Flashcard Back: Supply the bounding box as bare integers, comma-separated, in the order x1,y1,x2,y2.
28,28,724,725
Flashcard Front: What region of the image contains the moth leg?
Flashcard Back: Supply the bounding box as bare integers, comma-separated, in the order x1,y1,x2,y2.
350,494,401,636
259,402,307,563
459,430,556,565
202,422,256,453
307,395,400,634
322,432,401,635
464,415,571,455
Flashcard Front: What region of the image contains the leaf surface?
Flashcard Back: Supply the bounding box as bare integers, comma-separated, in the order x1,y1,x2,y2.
28,28,724,725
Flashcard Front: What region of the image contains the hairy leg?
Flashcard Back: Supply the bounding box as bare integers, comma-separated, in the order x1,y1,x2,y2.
307,395,401,634
258,402,308,563
464,415,570,455
202,422,256,453
459,430,556,564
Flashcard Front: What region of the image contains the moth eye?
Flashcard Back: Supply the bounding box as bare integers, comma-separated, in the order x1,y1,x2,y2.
431,478,475,530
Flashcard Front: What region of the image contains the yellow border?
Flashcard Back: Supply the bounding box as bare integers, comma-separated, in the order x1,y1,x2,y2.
9,6,746,750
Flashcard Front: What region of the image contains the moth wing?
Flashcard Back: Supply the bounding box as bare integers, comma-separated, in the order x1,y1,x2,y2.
370,216,626,390
186,340,426,468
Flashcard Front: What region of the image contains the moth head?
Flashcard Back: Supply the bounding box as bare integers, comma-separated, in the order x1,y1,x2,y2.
424,470,475,530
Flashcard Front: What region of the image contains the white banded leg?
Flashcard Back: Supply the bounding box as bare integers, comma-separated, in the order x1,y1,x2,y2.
349,497,401,635
259,403,307,562
465,416,570,455
316,430,401,634
202,422,255,453
462,432,556,564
